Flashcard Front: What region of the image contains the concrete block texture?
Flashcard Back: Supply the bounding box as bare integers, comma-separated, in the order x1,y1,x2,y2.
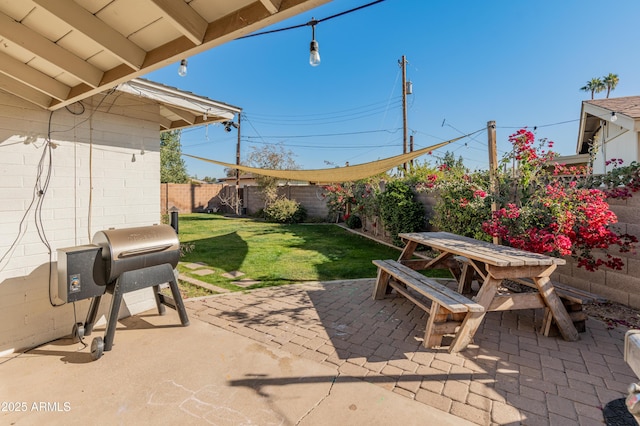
0,90,162,353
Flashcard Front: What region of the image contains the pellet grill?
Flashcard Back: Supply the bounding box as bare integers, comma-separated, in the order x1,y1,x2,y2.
57,224,189,360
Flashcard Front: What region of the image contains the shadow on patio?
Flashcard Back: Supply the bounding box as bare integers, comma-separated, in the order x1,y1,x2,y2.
189,278,638,425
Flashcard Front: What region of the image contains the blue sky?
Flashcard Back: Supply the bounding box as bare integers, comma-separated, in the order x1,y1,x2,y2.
144,0,640,179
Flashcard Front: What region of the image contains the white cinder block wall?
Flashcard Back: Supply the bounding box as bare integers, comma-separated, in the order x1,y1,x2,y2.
0,90,163,353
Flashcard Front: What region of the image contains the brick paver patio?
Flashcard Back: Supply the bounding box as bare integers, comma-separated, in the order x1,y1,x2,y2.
186,278,636,425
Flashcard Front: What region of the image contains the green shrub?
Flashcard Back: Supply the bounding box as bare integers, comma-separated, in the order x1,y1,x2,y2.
430,171,494,241
378,180,425,245
345,215,362,229
264,198,307,224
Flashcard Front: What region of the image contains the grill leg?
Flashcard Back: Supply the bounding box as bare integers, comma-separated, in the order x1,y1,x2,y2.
103,279,124,352
153,285,167,316
84,295,103,336
168,276,189,326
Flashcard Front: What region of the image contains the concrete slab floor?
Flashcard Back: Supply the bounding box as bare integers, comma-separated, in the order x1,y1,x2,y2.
0,309,471,426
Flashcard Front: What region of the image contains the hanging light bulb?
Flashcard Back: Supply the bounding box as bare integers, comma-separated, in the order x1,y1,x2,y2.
611,111,618,122
309,19,320,67
131,153,136,162
203,109,209,121
178,59,188,77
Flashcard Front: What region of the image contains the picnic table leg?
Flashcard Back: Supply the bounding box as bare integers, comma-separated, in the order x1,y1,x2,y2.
458,262,474,294
373,268,391,299
533,275,579,342
424,303,448,348
448,276,500,352
398,240,419,261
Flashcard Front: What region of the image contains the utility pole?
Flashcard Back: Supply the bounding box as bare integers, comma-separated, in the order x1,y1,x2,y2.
235,113,242,215
487,120,498,244
400,55,408,172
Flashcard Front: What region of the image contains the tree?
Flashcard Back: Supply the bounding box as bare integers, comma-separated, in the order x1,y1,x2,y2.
160,130,189,183
603,73,619,98
438,151,466,171
580,77,605,99
245,143,298,207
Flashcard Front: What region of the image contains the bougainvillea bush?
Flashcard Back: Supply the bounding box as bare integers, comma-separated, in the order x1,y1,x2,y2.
322,180,380,224
424,128,637,271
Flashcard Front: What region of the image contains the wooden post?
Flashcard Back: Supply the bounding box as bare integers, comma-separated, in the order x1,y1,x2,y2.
487,121,499,244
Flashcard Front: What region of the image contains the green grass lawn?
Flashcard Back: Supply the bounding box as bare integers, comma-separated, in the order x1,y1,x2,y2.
176,213,449,292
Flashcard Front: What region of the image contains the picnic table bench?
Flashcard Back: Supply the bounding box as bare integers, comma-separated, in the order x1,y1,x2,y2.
372,259,484,348
372,232,580,353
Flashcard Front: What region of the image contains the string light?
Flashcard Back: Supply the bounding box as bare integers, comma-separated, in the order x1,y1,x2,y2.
178,59,188,77
131,153,136,162
309,18,320,67
611,111,618,122
237,1,386,66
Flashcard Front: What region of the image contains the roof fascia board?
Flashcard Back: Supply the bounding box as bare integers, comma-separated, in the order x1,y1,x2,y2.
129,79,241,113
584,102,635,131
117,81,238,120
576,102,587,154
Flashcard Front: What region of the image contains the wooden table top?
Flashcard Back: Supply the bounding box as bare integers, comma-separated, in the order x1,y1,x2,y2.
399,232,566,268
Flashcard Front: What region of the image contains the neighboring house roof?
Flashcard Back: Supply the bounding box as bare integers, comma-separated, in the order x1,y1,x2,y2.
576,95,640,154
0,0,331,111
118,78,241,131
585,96,640,120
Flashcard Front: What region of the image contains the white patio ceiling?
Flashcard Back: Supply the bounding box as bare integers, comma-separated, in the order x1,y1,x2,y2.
0,0,331,111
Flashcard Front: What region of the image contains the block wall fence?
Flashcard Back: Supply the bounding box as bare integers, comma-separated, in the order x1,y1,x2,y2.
163,184,640,308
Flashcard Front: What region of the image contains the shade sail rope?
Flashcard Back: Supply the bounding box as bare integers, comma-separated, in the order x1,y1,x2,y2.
184,134,468,183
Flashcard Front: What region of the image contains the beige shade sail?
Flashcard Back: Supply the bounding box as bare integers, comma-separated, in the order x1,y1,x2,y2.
184,136,465,183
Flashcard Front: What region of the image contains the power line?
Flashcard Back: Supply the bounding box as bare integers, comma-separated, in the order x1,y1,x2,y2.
247,97,401,119
243,128,402,139
246,101,403,126
497,118,580,129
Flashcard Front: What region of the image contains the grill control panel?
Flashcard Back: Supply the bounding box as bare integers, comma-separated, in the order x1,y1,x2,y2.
56,245,106,303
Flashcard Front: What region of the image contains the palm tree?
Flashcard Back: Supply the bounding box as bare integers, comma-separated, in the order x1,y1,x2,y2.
603,73,619,98
580,78,605,99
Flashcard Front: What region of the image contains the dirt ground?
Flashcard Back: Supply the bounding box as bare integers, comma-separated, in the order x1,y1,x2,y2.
584,301,640,330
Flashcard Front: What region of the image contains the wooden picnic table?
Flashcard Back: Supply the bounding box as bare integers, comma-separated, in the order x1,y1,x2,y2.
398,231,579,352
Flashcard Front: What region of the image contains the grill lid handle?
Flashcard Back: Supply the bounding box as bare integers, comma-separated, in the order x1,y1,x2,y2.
117,244,174,258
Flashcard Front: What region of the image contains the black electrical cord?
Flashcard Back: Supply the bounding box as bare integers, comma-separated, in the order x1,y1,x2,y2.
238,0,386,39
